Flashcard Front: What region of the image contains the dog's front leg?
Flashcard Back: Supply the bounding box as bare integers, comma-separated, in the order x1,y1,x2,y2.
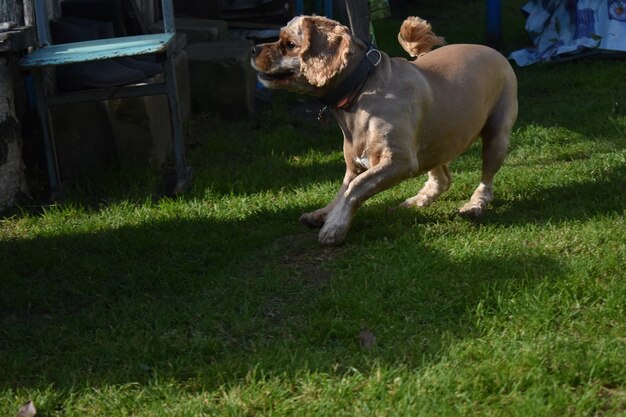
319,159,414,245
300,170,357,228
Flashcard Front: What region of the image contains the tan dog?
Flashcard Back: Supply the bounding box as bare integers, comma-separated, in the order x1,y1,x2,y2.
251,16,518,245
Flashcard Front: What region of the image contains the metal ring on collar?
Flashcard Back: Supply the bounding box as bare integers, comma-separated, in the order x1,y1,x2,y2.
366,48,382,66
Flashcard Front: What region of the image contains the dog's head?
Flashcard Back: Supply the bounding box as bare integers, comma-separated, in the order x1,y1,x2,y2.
251,15,357,95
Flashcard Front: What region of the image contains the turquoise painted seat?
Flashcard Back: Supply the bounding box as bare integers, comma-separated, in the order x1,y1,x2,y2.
19,0,191,196
19,33,175,67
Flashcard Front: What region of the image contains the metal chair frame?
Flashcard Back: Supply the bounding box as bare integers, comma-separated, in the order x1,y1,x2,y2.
19,0,191,196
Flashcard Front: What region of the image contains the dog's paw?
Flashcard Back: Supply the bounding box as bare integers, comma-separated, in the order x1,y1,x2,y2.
458,202,487,218
399,194,432,209
299,212,326,228
318,223,348,246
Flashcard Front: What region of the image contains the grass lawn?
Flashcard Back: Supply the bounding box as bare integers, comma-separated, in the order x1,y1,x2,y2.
1,1,625,415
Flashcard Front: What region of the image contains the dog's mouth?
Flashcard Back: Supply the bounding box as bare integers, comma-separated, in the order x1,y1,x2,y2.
258,70,295,82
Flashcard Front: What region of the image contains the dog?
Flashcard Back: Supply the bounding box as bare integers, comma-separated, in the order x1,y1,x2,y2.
251,16,518,246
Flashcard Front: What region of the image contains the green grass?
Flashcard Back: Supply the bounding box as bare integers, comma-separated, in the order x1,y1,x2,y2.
1,1,625,415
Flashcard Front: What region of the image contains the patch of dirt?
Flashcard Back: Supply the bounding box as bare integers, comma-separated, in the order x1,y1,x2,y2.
276,231,348,287
253,231,349,340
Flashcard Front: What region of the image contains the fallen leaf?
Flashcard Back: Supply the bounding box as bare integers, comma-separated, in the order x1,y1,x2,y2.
359,329,376,350
17,400,36,417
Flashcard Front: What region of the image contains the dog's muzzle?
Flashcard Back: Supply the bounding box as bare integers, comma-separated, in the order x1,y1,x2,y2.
251,45,296,82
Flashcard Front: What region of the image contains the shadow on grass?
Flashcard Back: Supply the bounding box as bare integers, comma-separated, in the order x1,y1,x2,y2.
3,108,619,394
514,59,626,138
4,47,624,399
0,201,564,391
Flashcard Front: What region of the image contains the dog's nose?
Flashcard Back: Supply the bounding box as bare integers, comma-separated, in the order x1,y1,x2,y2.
251,45,261,57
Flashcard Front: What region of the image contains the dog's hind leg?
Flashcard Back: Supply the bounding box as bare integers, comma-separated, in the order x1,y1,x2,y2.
399,164,451,208
459,88,517,218
458,137,505,217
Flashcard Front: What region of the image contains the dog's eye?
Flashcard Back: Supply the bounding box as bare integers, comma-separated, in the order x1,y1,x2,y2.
285,41,297,50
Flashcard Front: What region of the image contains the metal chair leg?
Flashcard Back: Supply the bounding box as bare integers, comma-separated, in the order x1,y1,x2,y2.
33,70,61,198
164,50,192,194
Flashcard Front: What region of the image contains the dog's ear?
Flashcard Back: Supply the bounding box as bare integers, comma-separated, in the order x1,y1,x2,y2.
300,16,354,87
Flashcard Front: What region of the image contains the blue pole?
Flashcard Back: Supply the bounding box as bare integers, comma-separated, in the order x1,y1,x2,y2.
486,0,502,48
295,0,331,18
324,0,333,18
295,0,303,15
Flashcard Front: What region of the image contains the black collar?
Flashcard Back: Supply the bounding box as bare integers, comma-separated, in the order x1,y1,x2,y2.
319,44,382,110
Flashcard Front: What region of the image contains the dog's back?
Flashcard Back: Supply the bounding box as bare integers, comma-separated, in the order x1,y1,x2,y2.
397,16,516,118
396,17,518,173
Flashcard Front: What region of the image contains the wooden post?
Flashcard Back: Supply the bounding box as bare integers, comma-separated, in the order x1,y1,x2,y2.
344,0,371,43
1,0,31,211
0,55,26,212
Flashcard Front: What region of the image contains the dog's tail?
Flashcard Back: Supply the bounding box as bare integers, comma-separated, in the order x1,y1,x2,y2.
398,16,445,58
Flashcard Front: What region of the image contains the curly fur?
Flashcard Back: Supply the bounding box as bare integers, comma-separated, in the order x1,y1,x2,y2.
300,16,355,87
398,16,446,57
